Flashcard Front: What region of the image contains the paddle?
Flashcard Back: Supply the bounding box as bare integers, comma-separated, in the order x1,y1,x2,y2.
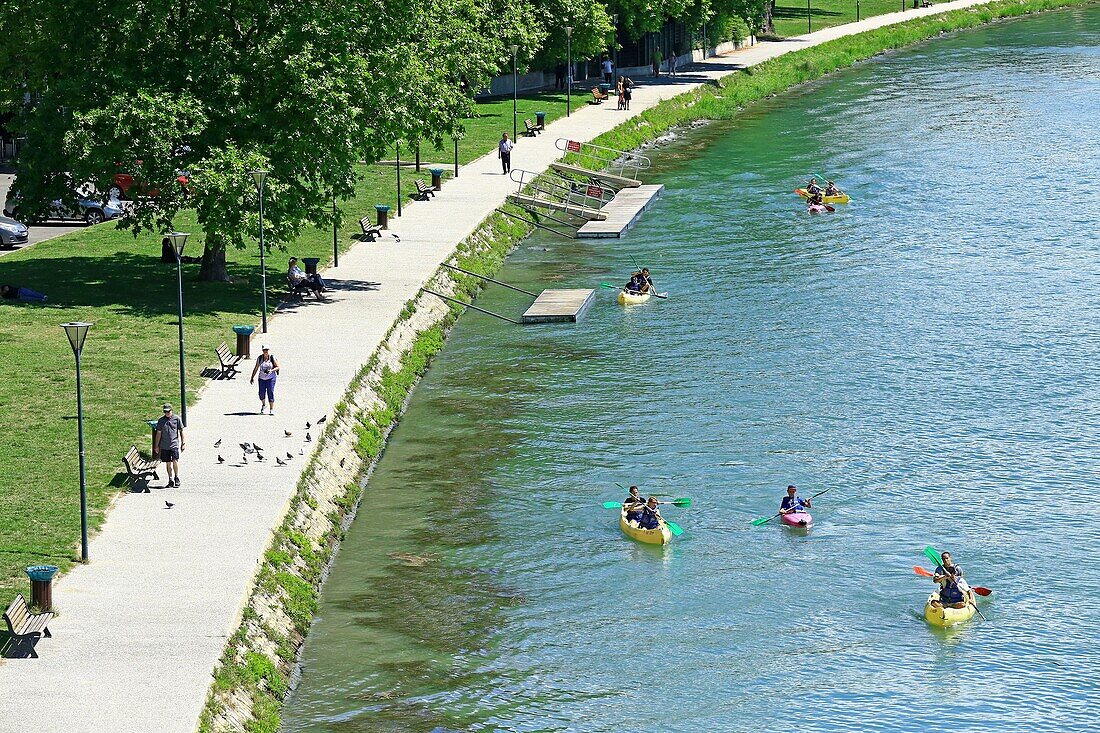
924,546,988,620
629,256,670,299
600,281,668,299
750,487,832,526
913,566,991,596
602,497,691,509
603,502,685,536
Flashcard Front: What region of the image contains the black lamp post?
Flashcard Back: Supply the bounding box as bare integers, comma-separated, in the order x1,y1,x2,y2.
395,142,402,217
168,231,189,427
332,193,339,267
857,0,861,20
511,44,519,143
565,26,573,117
62,321,92,563
612,14,619,73
249,170,269,333
808,0,813,33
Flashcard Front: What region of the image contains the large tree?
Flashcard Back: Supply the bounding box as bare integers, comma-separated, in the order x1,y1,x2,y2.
0,0,526,280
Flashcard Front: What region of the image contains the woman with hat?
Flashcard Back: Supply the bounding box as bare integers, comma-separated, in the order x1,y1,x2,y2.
250,345,281,415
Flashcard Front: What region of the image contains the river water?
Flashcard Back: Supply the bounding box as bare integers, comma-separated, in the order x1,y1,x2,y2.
283,9,1100,732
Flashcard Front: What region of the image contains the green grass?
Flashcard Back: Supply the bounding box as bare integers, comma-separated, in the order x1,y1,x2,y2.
0,90,570,597
772,0,953,37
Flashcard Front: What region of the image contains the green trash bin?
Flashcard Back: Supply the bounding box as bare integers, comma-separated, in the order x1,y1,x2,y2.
232,325,255,358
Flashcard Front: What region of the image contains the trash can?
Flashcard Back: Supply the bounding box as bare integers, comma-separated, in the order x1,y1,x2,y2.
375,204,390,230
429,168,444,191
535,111,547,129
233,325,255,358
599,83,611,95
26,565,58,612
303,257,321,275
147,419,159,455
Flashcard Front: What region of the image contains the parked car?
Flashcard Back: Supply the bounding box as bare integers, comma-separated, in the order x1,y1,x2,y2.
3,189,122,225
0,215,29,248
108,159,190,200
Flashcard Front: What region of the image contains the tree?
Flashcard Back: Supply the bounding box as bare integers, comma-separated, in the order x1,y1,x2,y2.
0,0,533,280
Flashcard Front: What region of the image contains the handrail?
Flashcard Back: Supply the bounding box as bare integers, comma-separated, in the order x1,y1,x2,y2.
554,138,651,179
509,169,612,211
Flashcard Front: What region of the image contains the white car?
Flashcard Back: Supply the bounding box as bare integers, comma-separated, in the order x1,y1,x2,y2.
0,215,29,248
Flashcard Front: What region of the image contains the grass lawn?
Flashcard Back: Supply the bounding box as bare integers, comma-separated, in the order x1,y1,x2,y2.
771,0,952,37
0,90,570,596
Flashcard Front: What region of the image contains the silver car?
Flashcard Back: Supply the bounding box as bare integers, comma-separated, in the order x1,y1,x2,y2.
0,215,29,248
3,190,121,225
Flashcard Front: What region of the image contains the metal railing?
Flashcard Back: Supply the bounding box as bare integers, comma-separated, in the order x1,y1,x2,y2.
509,169,612,213
554,138,651,180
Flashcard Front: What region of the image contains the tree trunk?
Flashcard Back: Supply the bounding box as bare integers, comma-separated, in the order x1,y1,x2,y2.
764,0,776,33
199,238,230,281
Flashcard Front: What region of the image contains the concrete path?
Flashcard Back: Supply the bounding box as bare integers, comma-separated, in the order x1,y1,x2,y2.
0,1,990,729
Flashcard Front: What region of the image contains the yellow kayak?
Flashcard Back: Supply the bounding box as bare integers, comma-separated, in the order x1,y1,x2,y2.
924,591,977,628
619,508,671,545
617,289,651,306
795,188,851,205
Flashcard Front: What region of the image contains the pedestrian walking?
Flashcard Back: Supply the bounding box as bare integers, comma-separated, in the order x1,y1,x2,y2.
619,76,634,110
498,132,514,174
154,403,185,488
555,60,565,90
669,48,678,77
601,54,613,85
653,46,663,77
250,345,280,415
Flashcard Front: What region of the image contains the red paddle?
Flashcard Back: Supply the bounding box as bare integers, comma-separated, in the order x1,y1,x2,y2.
913,566,992,596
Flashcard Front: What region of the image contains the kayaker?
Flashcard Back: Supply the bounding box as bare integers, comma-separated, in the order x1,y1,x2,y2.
824,180,841,197
779,485,811,515
640,268,655,292
809,191,825,206
807,178,822,196
932,551,970,608
623,486,645,522
624,272,647,294
637,496,663,530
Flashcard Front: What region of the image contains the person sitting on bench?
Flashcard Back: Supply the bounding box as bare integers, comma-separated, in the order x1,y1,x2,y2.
288,257,325,296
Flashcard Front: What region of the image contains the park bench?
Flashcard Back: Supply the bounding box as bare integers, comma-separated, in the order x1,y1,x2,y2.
123,444,159,490
590,87,608,104
411,179,435,201
358,216,383,241
286,275,320,300
523,119,541,137
215,341,242,378
3,595,52,657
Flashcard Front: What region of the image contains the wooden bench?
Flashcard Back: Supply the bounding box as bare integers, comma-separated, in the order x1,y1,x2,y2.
523,119,541,137
286,275,319,300
358,216,383,241
215,341,242,378
410,179,435,201
123,444,159,490
3,595,52,657
590,87,608,104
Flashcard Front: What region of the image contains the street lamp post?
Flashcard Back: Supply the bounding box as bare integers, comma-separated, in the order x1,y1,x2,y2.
62,321,92,563
565,26,573,117
857,0,861,20
249,170,269,333
511,44,519,143
808,0,813,33
396,142,402,217
168,231,189,427
332,193,339,267
612,15,619,73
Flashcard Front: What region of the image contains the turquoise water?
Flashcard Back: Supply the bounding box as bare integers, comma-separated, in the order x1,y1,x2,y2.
284,10,1100,732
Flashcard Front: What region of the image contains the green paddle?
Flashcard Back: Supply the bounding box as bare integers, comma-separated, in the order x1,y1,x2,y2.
602,497,691,509
750,487,832,526
600,281,668,299
629,256,669,299
664,519,684,536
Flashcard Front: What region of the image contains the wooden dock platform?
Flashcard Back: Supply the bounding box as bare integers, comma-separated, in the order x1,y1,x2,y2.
521,289,596,324
576,185,663,238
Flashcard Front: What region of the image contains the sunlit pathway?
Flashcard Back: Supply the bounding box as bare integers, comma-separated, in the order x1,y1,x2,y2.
0,2,990,729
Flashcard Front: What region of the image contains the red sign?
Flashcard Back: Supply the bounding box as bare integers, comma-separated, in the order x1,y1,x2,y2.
566,140,581,152
586,185,603,198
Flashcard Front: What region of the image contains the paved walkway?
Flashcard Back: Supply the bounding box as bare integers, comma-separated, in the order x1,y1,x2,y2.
0,2,990,730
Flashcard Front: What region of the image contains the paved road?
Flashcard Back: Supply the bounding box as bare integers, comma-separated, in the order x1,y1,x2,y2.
0,1,994,730
0,173,110,258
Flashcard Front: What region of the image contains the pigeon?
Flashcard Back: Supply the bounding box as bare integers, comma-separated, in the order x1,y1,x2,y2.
242,454,248,464
276,457,286,466
305,432,312,442
240,442,254,454
305,421,311,429
299,448,304,455
284,430,293,437
392,233,401,242
165,501,175,509
340,457,346,468
255,452,265,462
286,452,293,460
217,455,225,464
214,439,222,448
317,415,327,424
252,443,263,452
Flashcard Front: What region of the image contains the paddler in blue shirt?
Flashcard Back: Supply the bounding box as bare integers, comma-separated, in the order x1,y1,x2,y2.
807,178,822,196
637,496,663,530
623,486,645,522
931,551,970,608
779,485,811,515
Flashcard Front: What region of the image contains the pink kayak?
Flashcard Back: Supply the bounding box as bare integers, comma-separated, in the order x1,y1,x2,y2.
781,511,813,528
807,204,830,214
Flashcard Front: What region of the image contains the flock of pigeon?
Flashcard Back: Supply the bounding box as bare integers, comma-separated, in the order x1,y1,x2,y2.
165,414,328,510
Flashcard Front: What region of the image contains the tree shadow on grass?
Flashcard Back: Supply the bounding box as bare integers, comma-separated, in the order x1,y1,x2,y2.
773,5,845,19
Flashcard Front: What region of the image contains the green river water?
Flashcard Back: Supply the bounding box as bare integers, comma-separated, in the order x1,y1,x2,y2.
283,9,1100,732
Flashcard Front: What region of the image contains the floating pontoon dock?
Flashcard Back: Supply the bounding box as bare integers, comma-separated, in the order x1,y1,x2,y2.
521,289,596,324
576,185,663,238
